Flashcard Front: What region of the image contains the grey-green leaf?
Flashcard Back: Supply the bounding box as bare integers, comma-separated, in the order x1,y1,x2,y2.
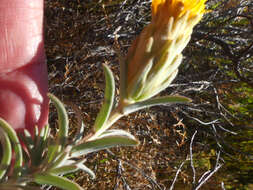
123,95,191,114
0,118,23,176
76,164,95,179
23,129,34,150
34,173,83,190
48,93,69,147
94,64,115,132
49,165,79,175
40,124,50,142
35,124,50,158
0,129,12,179
71,135,139,157
46,144,62,164
99,129,136,140
47,94,69,164
48,151,69,169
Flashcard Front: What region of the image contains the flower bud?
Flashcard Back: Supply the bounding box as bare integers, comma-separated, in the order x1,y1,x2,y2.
123,0,207,103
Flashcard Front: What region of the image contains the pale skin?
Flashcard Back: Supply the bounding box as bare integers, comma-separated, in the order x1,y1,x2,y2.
0,0,49,134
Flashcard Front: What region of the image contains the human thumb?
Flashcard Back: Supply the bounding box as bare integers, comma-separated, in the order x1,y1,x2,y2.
0,0,49,134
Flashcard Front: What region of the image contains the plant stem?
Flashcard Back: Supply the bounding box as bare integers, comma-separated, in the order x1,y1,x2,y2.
88,100,133,141
88,109,123,141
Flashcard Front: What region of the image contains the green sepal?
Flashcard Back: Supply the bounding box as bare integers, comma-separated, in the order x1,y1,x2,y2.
127,61,153,101
94,64,115,132
119,56,127,101
34,173,83,190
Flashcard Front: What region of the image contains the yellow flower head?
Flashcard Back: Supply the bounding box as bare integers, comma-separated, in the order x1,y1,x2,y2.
123,0,207,103
152,0,207,19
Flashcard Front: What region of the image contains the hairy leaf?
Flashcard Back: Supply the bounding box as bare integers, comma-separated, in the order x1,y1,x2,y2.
94,64,115,132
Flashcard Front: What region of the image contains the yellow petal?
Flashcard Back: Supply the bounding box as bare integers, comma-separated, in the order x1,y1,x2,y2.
152,0,207,19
